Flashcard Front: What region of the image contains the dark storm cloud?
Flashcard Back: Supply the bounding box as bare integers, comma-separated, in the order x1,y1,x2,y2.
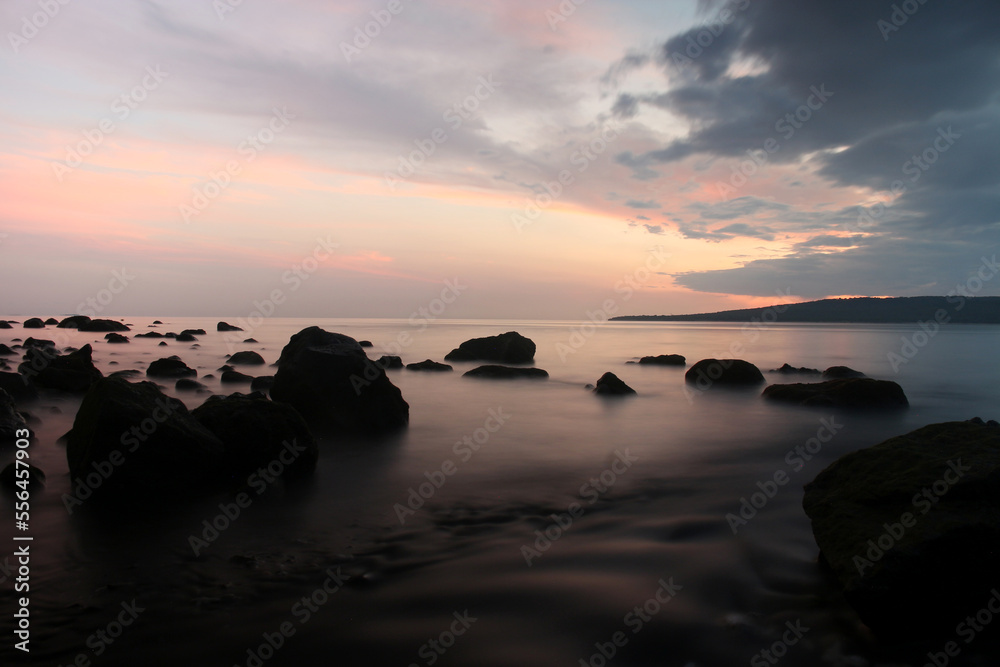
607,0,1000,297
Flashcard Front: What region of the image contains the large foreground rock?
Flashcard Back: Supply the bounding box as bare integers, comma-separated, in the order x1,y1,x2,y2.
192,392,317,487
445,331,535,364
18,344,103,393
0,388,28,440
684,359,764,388
65,378,226,503
0,372,39,402
803,419,1000,639
270,327,408,433
763,378,908,409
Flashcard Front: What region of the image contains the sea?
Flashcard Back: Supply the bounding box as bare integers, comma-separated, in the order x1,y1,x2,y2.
1,316,999,667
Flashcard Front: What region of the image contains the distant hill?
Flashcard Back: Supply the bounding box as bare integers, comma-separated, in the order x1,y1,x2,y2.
611,296,1000,324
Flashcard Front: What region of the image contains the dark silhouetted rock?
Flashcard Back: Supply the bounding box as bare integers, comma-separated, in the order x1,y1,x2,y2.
217,321,244,332
358,340,373,348
217,365,234,372
762,378,908,409
65,377,226,503
18,344,103,393
633,354,686,366
0,372,39,402
0,321,11,329
192,392,317,487
158,341,168,346
406,359,453,372
463,365,548,379
270,326,408,433
135,331,164,338
0,388,29,440
594,372,636,395
771,363,821,374
23,318,45,329
79,319,130,332
175,379,208,391
146,356,197,379
445,331,536,364
175,332,197,342
823,365,865,379
803,419,1000,639
0,344,13,356
243,338,257,343
684,359,764,388
58,315,90,328
1,461,45,494
21,337,54,349
250,375,274,393
221,370,254,384
182,328,207,336
229,351,266,365
44,317,59,325
105,333,129,344
153,320,162,324
377,355,403,370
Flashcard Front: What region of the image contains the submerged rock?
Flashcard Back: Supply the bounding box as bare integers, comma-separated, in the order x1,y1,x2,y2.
684,359,764,387
377,355,403,370
406,359,453,372
250,375,274,394
192,392,317,487
135,331,165,338
823,365,865,379
44,317,59,326
147,356,197,379
594,372,636,396
57,315,91,329
221,370,255,384
79,319,130,332
65,378,226,502
175,378,208,392
445,331,535,364
0,344,14,356
358,340,374,348
175,332,197,342
803,419,1000,639
771,363,821,374
18,344,103,393
23,317,45,329
217,321,244,332
762,378,908,409
228,351,266,365
463,365,548,380
632,354,685,366
105,332,130,344
270,326,408,433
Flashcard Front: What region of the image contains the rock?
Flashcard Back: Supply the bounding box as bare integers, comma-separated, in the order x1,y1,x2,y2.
684,359,765,387
158,341,168,347
762,378,908,409
58,315,91,328
377,355,403,370
109,369,140,379
0,388,29,440
243,338,258,343
771,363,821,374
633,354,686,366
0,344,14,356
153,320,163,324
135,331,165,338
445,331,535,364
78,319,130,332
218,365,234,372
44,317,59,325
250,375,274,393
105,333,130,344
182,328,207,336
406,359,453,372
175,333,197,342
23,317,45,328
217,321,244,332
147,357,197,379
22,337,55,349
594,372,636,395
18,344,103,393
463,365,548,379
0,372,39,402
823,365,865,379
803,420,1000,639
270,326,409,433
65,377,226,502
0,462,45,494
221,370,254,384
192,392,317,487
175,379,207,391
228,351,266,365
358,340,373,348
0,321,12,329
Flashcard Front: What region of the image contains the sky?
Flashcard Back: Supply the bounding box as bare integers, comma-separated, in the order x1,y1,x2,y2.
1,0,998,319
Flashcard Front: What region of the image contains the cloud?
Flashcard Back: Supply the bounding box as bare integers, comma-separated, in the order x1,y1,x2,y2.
626,199,662,209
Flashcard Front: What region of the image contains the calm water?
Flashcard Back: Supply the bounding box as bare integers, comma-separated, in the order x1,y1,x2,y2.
1,317,999,666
